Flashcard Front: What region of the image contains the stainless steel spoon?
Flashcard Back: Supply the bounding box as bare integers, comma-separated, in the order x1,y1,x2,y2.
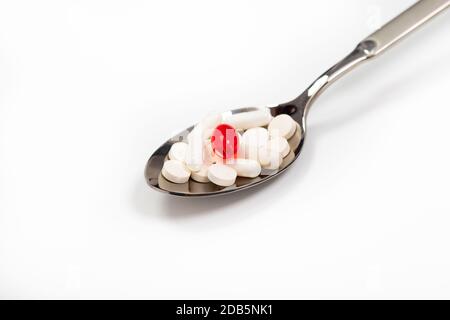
146,0,449,197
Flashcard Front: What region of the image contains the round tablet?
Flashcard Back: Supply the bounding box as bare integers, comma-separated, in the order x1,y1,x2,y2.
268,114,296,139
227,159,261,178
269,136,290,158
191,164,210,183
168,142,188,162
288,122,303,150
186,147,202,172
258,145,283,170
161,160,191,184
207,164,237,187
186,132,204,172
203,140,216,165
241,127,269,160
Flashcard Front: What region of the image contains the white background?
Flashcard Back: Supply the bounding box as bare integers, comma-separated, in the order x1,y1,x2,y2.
1,0,449,299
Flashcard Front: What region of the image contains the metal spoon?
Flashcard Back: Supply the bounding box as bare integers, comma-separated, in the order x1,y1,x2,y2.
146,0,449,197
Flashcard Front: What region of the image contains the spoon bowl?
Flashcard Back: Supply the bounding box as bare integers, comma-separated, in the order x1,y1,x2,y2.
145,104,306,197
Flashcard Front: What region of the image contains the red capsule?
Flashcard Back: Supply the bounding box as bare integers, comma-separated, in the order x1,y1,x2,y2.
211,124,239,160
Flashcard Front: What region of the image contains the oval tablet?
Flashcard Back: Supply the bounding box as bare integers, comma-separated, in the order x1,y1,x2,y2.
222,108,272,130
227,159,261,178
168,142,188,162
211,123,239,160
161,160,191,184
207,164,237,187
268,114,296,139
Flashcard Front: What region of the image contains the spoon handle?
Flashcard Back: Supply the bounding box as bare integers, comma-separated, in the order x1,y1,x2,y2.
293,0,449,115
365,0,450,57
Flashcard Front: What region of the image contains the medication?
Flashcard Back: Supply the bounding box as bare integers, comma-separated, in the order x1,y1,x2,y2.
203,141,216,165
161,111,297,187
288,123,303,151
222,108,272,130
268,114,296,139
191,164,210,183
211,124,239,160
269,136,290,158
207,164,237,187
241,127,269,161
168,142,188,162
186,126,204,172
162,160,191,183
227,159,261,178
258,145,283,170
197,113,222,139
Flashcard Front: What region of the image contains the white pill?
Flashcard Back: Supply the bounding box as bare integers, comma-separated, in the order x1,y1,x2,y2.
280,150,295,170
200,113,222,130
186,152,202,172
186,127,204,172
222,108,272,130
269,136,290,158
268,114,297,139
197,113,222,139
203,140,216,165
288,122,303,150
161,160,191,183
242,128,269,148
168,142,188,162
207,164,237,187
258,145,283,170
227,159,261,178
241,127,269,161
191,164,210,183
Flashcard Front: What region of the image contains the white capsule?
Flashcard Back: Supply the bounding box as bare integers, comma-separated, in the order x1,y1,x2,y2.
226,158,261,178
200,113,222,130
269,136,290,158
197,113,222,139
207,164,237,187
268,114,297,139
222,108,272,130
168,142,188,162
161,160,191,183
258,145,283,170
191,164,210,183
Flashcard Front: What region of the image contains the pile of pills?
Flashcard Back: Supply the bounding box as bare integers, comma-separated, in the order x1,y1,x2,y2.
161,109,298,187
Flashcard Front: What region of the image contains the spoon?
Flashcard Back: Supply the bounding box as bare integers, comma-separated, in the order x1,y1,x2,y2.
146,0,449,197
